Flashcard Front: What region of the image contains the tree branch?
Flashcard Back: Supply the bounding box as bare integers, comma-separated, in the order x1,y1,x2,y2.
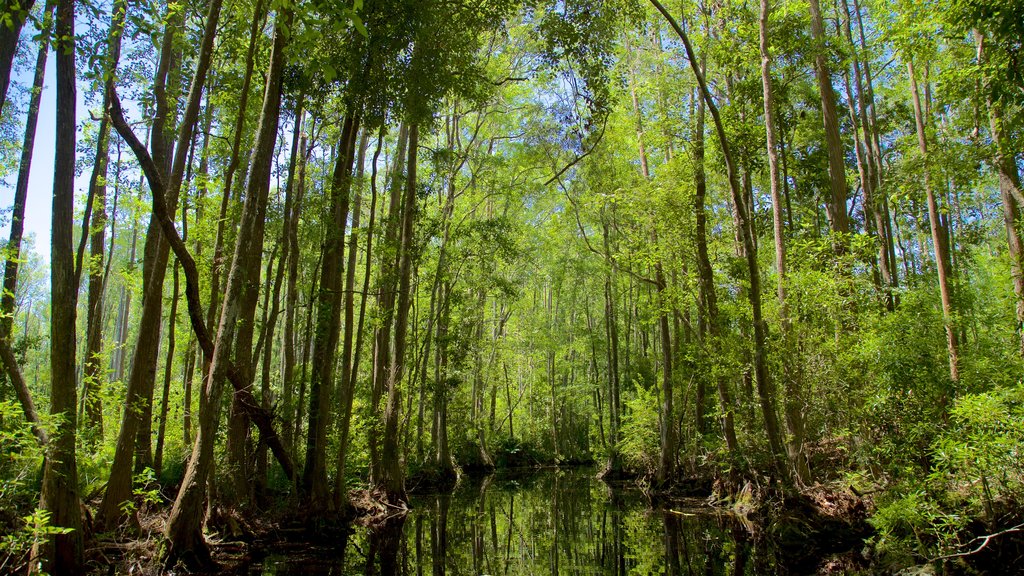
107,85,295,481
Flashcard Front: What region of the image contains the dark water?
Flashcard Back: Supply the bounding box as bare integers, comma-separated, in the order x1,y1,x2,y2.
255,468,791,575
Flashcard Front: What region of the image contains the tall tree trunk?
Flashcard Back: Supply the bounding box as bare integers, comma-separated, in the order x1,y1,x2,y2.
154,261,180,477
371,124,408,489
842,0,896,309
334,127,370,507
303,114,359,509
692,59,738,457
98,1,181,528
82,0,127,444
256,97,304,502
652,0,786,476
760,0,810,485
337,128,383,507
625,38,675,483
376,123,420,504
282,127,309,456
98,0,221,533
32,0,83,571
808,0,850,242
908,59,959,386
162,3,289,565
0,0,53,444
205,0,267,344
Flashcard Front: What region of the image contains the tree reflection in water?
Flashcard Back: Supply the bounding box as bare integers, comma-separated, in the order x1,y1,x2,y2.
259,468,779,575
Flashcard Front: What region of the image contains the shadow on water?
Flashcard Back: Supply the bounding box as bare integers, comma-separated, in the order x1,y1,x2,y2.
256,468,792,575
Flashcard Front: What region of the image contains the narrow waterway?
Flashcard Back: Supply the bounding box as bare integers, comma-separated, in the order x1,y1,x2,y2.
254,468,803,575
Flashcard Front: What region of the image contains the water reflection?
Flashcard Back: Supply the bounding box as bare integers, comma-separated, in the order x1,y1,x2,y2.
258,468,777,575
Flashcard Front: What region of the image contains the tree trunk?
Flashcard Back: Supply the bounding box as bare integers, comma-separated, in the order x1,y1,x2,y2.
692,58,738,457
303,114,359,509
0,0,38,114
97,0,219,530
652,0,786,476
337,128,383,507
0,0,53,443
32,0,83,570
760,0,810,485
371,123,409,489
162,3,290,566
282,125,309,457
82,0,127,444
808,0,850,242
908,59,959,386
333,126,370,506
377,123,420,504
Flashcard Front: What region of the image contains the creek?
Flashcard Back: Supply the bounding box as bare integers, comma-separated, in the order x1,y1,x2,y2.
250,467,831,575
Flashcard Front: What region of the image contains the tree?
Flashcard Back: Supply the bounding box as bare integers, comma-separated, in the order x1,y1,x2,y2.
32,0,83,571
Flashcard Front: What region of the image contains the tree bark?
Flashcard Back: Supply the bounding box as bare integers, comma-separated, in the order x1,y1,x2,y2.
303,114,360,509
908,59,959,386
98,0,220,533
760,0,810,485
32,0,83,570
0,0,53,443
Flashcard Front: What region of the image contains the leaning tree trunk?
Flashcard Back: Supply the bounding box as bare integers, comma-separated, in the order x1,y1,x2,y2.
32,0,83,572
162,4,290,567
97,0,217,531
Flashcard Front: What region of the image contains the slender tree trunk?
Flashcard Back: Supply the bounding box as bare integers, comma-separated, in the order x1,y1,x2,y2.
377,123,420,504
338,128,383,507
205,0,267,344
693,60,738,457
32,0,83,570
371,124,408,488
0,0,53,443
154,261,179,477
282,126,309,457
334,127,370,506
161,3,289,565
97,0,201,529
760,0,809,485
652,0,785,475
808,0,850,242
303,114,360,509
82,0,127,444
908,59,959,386
626,39,675,482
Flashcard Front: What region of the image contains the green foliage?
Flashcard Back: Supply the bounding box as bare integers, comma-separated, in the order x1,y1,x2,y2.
618,384,660,474
0,509,74,575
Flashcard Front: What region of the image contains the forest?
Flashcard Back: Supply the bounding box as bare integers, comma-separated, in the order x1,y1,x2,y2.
0,0,1022,572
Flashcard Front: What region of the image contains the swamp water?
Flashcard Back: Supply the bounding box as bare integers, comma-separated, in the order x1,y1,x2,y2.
254,468,808,575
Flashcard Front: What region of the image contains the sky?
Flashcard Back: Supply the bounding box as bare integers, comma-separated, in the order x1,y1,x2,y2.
0,42,87,263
